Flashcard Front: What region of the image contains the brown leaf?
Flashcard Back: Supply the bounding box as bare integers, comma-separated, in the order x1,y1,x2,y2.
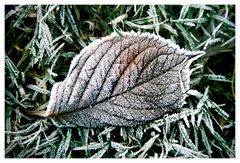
44,32,204,128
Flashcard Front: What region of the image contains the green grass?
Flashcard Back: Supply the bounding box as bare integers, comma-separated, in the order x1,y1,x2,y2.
5,5,235,158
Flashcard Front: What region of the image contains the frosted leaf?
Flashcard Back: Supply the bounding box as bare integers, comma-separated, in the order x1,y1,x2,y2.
44,32,204,128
